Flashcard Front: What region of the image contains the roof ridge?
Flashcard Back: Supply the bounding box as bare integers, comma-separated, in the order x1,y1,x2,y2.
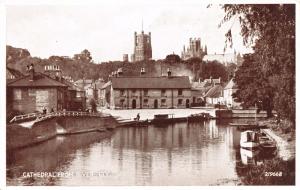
37,72,68,86
7,72,68,87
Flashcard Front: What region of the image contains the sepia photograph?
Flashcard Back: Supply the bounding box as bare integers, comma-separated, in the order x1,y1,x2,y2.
1,0,298,188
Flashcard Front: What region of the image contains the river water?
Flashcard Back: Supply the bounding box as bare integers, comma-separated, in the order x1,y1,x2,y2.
7,119,274,186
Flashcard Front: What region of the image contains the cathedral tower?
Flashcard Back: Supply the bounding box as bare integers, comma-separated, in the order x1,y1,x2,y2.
132,30,152,62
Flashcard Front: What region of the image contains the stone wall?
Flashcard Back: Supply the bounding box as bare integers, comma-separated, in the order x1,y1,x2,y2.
215,109,268,118
11,88,60,113
7,116,117,150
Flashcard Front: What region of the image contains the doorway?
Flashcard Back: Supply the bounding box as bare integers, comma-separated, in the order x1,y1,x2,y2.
132,99,136,109
154,99,158,109
186,99,190,108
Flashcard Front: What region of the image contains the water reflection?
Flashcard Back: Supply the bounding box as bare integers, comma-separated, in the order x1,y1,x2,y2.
7,119,273,186
240,148,261,166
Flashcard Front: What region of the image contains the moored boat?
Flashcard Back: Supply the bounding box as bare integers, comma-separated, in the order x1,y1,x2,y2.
151,114,174,126
240,130,260,149
259,133,277,152
187,113,211,121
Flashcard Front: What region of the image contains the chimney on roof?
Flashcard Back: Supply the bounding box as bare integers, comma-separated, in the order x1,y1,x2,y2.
140,67,145,75
167,68,171,77
111,71,117,77
27,64,35,81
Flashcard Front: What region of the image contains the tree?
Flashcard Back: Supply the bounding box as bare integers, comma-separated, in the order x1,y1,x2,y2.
202,61,228,82
165,54,181,63
226,63,237,80
233,54,274,117
221,4,295,122
73,49,93,63
6,45,30,64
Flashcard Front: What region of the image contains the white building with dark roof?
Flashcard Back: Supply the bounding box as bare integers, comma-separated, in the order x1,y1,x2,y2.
202,52,243,66
204,85,223,105
223,78,240,108
103,72,192,109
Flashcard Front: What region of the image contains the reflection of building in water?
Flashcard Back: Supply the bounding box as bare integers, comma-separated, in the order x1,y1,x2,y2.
232,127,241,148
112,122,208,179
134,152,153,185
208,120,219,139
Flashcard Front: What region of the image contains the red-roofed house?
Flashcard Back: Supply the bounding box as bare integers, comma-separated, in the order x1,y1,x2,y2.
104,72,192,109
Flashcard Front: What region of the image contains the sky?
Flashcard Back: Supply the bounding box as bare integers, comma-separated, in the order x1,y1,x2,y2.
6,0,253,63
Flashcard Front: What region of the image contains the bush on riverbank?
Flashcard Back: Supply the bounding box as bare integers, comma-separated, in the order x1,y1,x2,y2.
259,118,295,140
239,158,295,185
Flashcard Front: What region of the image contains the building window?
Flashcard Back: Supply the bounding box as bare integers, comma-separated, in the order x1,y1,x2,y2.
161,89,166,97
178,89,183,96
120,99,125,105
28,89,36,96
120,90,125,96
178,99,183,106
161,99,166,107
144,89,148,96
13,89,22,100
143,99,149,108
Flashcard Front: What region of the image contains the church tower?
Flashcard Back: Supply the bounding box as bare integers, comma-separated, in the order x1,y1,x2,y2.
132,30,152,62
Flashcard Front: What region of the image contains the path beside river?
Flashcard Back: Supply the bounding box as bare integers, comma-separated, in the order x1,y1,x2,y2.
259,119,295,161
100,108,215,121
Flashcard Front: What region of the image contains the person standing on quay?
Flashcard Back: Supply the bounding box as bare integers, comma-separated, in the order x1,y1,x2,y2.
42,107,47,115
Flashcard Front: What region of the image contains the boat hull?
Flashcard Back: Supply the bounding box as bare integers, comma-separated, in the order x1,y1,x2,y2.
240,142,260,149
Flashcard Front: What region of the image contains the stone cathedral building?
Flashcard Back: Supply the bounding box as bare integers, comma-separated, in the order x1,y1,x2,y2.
181,38,207,60
131,30,152,62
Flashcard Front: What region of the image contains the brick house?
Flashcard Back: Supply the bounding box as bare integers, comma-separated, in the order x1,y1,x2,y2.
63,79,86,111
74,78,105,108
7,66,68,114
99,81,111,107
43,64,86,111
191,77,222,106
104,72,191,109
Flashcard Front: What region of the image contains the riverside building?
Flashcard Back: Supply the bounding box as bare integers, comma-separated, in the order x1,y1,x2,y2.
102,69,192,109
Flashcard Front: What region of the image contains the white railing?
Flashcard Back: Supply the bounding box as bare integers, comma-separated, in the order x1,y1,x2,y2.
9,112,41,123
10,111,111,123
